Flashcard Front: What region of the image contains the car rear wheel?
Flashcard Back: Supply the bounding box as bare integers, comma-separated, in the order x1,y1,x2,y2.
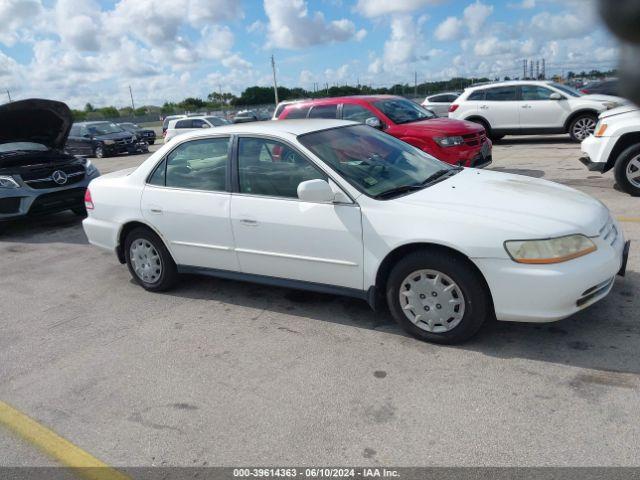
569,114,597,142
386,250,489,344
124,227,178,292
614,144,640,196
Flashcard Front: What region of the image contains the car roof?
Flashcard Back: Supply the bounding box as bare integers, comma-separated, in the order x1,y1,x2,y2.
284,94,401,107
168,119,356,139
465,80,557,91
74,121,112,125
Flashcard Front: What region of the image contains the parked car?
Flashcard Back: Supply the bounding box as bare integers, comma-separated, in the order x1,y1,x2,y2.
580,105,640,195
273,99,309,119
65,121,140,158
118,122,156,145
278,95,492,168
0,99,100,223
164,116,230,143
422,92,461,117
162,115,186,135
581,79,619,96
233,110,260,123
449,80,627,142
82,120,628,344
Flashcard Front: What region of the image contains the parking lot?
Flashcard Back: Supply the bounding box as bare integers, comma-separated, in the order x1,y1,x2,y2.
1,137,639,468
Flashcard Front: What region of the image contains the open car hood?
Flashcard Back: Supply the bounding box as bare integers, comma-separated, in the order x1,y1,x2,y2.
0,98,72,150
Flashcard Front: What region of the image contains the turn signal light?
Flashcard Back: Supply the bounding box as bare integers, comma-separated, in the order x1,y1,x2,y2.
84,188,94,210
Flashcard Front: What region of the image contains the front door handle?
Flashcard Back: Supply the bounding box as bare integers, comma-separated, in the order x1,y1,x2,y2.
239,218,258,226
480,105,489,110
149,205,163,214
521,104,532,109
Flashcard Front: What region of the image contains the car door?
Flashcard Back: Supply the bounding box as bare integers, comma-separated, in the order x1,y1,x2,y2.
341,102,378,124
141,136,239,271
518,85,570,129
229,136,364,290
65,125,83,154
478,86,519,131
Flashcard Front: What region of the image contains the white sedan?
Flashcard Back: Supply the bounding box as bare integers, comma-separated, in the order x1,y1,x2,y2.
82,120,629,344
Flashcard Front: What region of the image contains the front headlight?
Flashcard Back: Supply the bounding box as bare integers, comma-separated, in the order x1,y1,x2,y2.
0,175,20,188
434,136,464,147
103,140,115,145
504,234,597,264
85,159,99,176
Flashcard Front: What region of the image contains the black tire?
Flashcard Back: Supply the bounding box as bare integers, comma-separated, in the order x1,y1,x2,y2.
386,250,489,344
124,227,178,292
613,143,640,196
94,145,105,158
468,118,494,140
148,140,155,145
490,134,505,142
568,113,597,142
71,206,87,217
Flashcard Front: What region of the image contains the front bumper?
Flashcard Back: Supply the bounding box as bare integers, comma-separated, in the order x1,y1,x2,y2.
435,138,493,169
580,135,609,173
474,220,627,323
0,171,100,221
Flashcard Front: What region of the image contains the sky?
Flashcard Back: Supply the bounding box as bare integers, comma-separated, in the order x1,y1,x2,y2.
0,0,619,108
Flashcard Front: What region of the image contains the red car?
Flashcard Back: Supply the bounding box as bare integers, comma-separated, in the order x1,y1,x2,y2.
277,95,492,168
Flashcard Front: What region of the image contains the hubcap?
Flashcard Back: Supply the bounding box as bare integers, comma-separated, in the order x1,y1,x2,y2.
626,155,640,188
130,239,162,284
398,269,465,333
573,117,596,140
95,147,103,158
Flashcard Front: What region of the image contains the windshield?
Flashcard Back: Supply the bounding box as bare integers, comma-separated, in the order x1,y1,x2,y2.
373,98,436,124
87,123,124,135
120,123,137,130
550,83,582,98
299,124,453,198
0,142,49,153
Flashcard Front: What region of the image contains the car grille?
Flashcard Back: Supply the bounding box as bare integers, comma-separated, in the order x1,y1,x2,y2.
599,217,618,246
28,188,85,215
462,132,487,146
577,277,615,307
20,164,86,190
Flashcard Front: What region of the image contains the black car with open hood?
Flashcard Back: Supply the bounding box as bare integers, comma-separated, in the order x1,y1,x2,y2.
0,98,100,223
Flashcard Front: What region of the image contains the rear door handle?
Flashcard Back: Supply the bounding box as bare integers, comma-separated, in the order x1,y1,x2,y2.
521,104,532,109
480,105,489,110
149,205,163,214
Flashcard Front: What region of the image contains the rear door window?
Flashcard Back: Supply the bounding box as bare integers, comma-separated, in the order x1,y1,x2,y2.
484,87,517,101
308,105,338,119
175,119,192,129
285,106,311,119
467,90,485,101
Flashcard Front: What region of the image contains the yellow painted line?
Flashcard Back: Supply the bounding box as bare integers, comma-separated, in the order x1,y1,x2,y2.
617,216,640,223
0,400,130,480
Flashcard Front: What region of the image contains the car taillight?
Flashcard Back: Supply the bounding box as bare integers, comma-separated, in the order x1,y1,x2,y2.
580,89,589,94
84,189,94,210
449,104,459,113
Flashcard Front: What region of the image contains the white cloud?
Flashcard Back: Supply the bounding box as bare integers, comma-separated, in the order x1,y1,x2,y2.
0,0,42,46
355,0,442,18
530,11,594,39
299,69,314,84
509,0,536,9
463,1,493,35
435,17,463,41
383,15,422,66
264,0,363,49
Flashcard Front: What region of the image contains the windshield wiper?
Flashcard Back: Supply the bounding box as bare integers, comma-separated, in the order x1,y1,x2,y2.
374,184,423,199
419,167,462,186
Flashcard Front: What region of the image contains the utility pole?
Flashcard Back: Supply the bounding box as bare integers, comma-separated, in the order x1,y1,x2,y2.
414,71,418,97
6,89,11,102
270,55,279,106
128,85,135,114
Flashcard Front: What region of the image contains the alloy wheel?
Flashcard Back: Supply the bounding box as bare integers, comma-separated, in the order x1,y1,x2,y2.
398,269,465,333
130,239,162,284
572,117,596,141
626,154,640,188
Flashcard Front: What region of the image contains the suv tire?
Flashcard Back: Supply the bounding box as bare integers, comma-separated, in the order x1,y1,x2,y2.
569,113,597,142
124,227,178,292
386,250,489,344
614,143,640,196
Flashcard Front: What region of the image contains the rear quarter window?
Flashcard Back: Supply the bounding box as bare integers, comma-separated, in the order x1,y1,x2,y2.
467,90,486,101
284,106,311,119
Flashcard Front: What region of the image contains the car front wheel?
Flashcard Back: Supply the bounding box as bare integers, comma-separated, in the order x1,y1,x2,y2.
386,250,489,344
569,114,597,142
94,146,105,158
124,227,178,291
614,144,640,196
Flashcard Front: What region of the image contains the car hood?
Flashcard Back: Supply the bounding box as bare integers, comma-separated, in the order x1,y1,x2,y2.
397,118,483,135
599,105,640,120
394,169,609,237
0,98,72,150
94,131,135,141
581,94,628,105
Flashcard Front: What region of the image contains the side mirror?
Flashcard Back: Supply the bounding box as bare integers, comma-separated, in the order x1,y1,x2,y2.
549,93,563,100
365,117,383,129
297,179,334,203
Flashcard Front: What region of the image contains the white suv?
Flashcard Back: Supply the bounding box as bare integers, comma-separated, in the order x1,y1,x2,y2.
449,81,626,142
580,105,640,196
164,115,230,143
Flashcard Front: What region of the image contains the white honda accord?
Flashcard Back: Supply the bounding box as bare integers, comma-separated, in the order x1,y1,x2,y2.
83,120,629,343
